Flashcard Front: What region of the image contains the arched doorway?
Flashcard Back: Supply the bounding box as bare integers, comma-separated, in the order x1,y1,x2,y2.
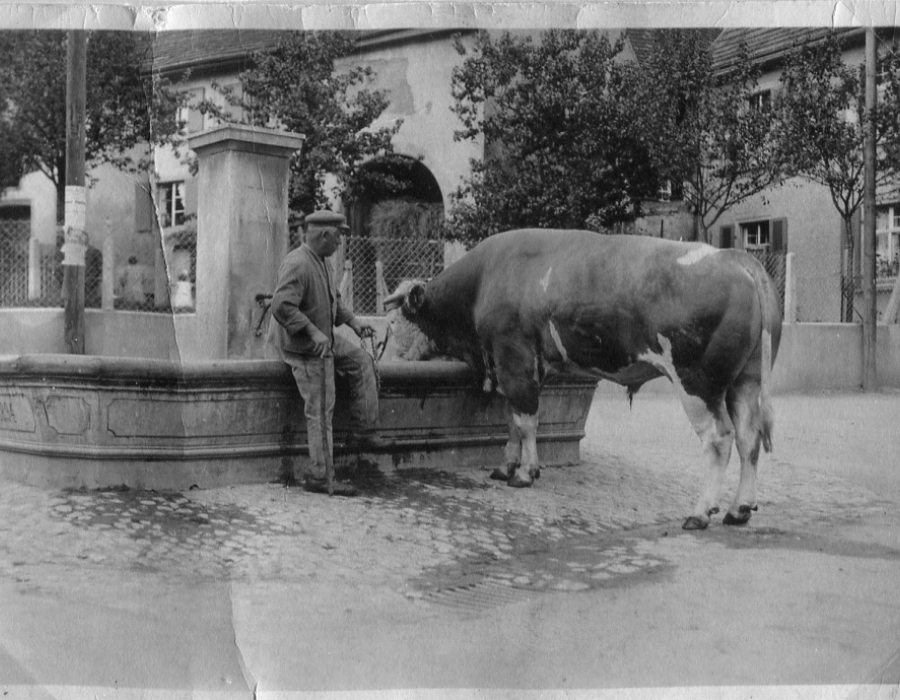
344,155,446,313
348,155,444,238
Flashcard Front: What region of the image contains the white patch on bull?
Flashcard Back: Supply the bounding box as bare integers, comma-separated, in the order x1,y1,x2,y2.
548,320,569,363
540,266,553,292
637,334,710,432
677,245,718,266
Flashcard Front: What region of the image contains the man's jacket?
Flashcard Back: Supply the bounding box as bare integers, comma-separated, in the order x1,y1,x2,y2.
268,244,354,357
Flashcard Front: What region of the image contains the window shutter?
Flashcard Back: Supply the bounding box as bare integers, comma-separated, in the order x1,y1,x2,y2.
719,225,734,249
134,182,155,234
771,218,788,252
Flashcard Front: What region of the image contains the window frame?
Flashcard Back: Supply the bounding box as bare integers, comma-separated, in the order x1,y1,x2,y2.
875,203,900,276
740,219,772,250
748,89,772,112
158,181,187,229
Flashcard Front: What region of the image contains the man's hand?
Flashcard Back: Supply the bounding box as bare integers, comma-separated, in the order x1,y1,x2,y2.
309,328,330,358
350,319,376,339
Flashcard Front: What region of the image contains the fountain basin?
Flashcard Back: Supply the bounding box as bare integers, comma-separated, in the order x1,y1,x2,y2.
0,354,598,490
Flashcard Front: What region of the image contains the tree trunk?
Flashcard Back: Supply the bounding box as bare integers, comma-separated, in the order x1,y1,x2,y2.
843,215,856,322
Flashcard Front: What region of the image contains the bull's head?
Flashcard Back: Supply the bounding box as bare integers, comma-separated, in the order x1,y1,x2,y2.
382,280,440,361
383,279,427,317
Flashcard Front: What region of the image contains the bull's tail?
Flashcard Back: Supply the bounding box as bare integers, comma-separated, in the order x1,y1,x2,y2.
759,322,775,453
749,260,782,453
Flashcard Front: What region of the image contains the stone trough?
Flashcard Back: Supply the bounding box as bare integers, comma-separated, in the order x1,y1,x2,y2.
0,354,598,490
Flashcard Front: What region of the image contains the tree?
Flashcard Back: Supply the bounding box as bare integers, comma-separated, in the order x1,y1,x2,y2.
775,30,900,319
446,29,660,243
0,31,185,221
201,32,401,216
629,30,783,243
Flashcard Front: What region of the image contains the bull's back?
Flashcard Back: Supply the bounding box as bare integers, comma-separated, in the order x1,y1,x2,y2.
465,229,752,322
452,231,769,380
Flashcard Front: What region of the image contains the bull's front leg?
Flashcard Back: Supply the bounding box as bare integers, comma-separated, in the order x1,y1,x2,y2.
491,341,542,487
490,403,521,481
506,410,540,488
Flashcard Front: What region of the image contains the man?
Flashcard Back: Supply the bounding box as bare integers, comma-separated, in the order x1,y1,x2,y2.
269,209,388,495
117,256,146,305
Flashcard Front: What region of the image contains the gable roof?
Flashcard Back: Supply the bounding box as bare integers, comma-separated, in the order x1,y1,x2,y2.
711,27,863,74
148,29,464,78
150,30,294,76
625,28,722,66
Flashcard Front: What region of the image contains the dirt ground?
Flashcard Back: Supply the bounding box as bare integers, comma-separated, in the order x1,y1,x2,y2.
1,387,899,697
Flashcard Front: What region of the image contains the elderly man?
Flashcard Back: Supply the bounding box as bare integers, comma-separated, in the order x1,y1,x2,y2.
269,209,388,495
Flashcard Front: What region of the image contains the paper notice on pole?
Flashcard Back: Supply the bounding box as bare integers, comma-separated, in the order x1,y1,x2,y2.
62,185,88,266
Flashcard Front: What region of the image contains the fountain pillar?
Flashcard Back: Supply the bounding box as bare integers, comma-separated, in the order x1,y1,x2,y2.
187,124,305,359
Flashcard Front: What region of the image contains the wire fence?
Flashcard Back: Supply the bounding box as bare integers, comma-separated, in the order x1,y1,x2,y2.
4,222,898,324
337,236,447,315
0,218,30,307
747,249,786,312
0,225,197,314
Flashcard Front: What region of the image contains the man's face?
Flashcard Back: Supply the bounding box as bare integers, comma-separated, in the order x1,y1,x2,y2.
308,225,341,257
321,226,341,257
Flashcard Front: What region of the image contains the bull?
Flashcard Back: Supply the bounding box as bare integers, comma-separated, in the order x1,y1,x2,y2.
383,228,782,530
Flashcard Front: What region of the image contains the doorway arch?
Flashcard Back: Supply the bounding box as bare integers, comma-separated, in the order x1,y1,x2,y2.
348,155,444,238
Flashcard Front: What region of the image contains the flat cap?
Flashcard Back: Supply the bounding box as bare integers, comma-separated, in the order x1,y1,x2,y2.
305,210,350,229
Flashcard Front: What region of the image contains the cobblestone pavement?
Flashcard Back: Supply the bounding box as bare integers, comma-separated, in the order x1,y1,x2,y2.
2,391,898,618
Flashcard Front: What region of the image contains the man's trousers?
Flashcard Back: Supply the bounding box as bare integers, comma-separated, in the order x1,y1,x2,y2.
282,334,379,479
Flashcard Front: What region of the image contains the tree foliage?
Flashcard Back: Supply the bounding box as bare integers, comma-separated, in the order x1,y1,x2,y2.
0,30,185,218
202,32,401,216
775,31,900,238
628,30,783,242
446,29,660,242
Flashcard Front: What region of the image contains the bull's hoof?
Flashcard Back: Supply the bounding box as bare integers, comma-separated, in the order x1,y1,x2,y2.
682,515,709,530
507,472,534,488
532,467,540,480
489,467,511,481
723,505,754,526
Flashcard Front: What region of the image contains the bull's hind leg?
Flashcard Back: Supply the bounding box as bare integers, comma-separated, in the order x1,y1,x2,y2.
723,380,764,525
680,393,735,530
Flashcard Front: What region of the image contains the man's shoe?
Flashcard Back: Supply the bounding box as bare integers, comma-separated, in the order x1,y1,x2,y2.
302,476,357,496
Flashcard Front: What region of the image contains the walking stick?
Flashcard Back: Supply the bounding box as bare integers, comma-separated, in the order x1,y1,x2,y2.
319,354,334,497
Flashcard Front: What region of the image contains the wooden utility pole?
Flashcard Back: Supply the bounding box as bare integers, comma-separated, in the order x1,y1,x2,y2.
62,30,87,354
862,28,878,391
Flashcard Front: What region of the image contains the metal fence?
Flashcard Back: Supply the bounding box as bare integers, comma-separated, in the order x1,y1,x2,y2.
1,228,197,314
0,218,30,307
338,236,446,315
747,249,786,312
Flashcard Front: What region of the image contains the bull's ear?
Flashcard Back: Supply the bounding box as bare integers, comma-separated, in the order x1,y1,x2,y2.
408,283,427,313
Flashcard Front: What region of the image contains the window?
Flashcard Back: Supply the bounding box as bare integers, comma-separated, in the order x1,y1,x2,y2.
875,204,900,277
735,218,788,252
158,182,186,228
177,87,206,134
741,220,771,249
748,90,772,111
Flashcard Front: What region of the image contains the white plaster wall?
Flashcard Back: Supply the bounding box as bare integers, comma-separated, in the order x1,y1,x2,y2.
724,177,846,322
339,33,483,212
